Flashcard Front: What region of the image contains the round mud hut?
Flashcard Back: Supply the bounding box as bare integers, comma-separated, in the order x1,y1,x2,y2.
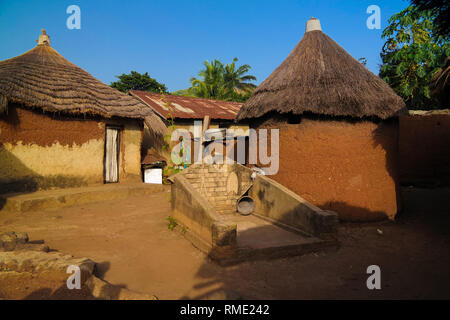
236,18,407,221
0,30,166,194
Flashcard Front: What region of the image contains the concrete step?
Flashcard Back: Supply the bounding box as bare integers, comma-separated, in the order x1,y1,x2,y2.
216,206,237,211
0,183,169,214
216,209,238,215
213,213,338,265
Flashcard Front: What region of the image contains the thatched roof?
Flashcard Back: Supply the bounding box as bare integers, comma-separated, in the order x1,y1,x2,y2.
0,30,166,136
142,150,167,166
236,18,406,121
430,57,449,108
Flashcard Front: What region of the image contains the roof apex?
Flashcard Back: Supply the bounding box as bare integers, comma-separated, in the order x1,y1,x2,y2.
0,30,167,136
306,17,321,33
236,20,406,121
37,29,51,46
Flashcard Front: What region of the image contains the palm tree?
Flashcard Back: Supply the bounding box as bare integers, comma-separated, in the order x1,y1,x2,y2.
189,58,256,101
223,58,257,96
189,60,226,99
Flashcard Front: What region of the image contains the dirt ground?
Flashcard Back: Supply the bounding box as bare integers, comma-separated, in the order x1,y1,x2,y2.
1,186,449,300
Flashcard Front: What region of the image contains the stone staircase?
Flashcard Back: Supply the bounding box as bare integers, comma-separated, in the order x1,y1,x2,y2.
183,164,252,215
172,163,339,265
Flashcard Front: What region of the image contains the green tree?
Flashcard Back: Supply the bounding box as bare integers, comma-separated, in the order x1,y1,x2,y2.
188,58,256,102
172,88,197,97
411,0,449,39
190,60,226,99
379,6,450,109
110,71,168,93
223,58,257,96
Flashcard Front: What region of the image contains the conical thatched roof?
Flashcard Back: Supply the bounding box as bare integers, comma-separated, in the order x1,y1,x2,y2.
237,18,406,121
430,57,449,108
0,30,166,136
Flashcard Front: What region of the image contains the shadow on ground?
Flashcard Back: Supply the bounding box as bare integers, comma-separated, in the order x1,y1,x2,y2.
179,187,450,300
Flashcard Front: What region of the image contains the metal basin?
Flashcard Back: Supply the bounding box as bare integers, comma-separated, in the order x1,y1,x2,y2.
237,196,255,215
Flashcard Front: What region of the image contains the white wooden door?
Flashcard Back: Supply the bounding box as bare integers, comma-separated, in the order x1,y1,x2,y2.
104,127,120,183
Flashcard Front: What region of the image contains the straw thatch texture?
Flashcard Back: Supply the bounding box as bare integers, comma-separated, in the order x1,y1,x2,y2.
430,57,449,108
0,42,166,136
0,94,6,114
237,30,406,121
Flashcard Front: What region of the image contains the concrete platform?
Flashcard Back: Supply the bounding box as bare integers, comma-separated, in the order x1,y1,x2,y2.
216,213,337,265
171,164,339,265
0,183,168,214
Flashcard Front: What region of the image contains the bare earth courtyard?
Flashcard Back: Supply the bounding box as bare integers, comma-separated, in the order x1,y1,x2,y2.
1,186,449,299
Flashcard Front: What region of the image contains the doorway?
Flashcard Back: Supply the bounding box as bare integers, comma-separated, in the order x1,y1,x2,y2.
104,126,121,183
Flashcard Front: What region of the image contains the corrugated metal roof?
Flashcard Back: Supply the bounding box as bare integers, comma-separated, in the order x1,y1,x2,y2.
130,90,242,120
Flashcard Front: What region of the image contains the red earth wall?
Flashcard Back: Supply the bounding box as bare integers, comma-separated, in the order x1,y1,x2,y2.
254,118,401,222
399,114,450,186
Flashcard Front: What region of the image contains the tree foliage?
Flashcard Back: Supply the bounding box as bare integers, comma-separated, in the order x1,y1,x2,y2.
223,58,257,94
172,88,197,97
190,60,227,100
188,58,256,102
379,5,449,109
110,71,168,93
411,0,450,39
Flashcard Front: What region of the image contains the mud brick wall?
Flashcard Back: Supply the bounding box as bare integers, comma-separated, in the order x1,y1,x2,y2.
399,114,450,186
252,117,401,222
0,104,143,194
183,164,252,214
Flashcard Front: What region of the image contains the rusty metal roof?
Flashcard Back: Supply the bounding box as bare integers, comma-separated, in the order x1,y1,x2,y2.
129,90,242,120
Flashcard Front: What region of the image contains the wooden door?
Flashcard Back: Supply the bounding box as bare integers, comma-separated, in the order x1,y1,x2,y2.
104,127,120,183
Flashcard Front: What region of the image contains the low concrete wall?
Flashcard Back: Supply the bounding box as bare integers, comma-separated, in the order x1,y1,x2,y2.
171,163,338,257
0,183,166,214
171,174,237,257
249,175,338,239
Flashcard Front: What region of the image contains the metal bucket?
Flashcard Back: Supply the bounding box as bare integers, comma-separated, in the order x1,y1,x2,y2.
236,196,255,216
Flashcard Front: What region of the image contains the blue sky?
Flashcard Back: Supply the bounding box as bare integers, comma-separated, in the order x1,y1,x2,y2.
0,0,410,92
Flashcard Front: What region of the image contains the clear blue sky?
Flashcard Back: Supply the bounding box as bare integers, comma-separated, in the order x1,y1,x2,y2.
0,0,410,92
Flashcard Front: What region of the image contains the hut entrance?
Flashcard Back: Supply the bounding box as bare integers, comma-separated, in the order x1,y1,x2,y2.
104,126,121,183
